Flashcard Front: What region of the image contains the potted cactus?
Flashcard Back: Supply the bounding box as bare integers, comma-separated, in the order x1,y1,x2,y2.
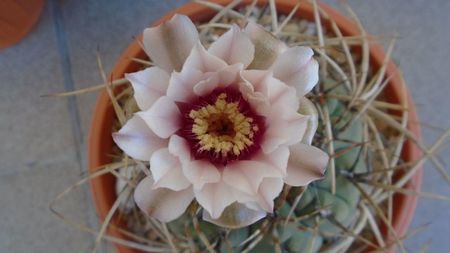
49,1,434,253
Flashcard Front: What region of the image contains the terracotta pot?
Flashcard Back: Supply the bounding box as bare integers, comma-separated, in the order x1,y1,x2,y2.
0,0,45,49
88,1,422,252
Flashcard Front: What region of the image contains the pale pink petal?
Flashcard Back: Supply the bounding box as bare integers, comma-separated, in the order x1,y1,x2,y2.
272,47,313,78
125,67,169,111
143,14,199,73
150,148,190,191
271,46,319,96
285,143,329,186
256,177,284,212
265,75,299,110
243,201,262,211
253,147,290,175
183,42,227,73
134,177,194,222
193,63,243,96
261,112,308,153
266,86,301,121
240,69,269,93
289,58,319,96
239,88,270,116
299,98,319,144
244,22,287,69
183,160,221,190
231,188,256,206
223,160,282,195
168,135,191,162
228,176,283,213
194,180,235,219
166,68,203,103
193,73,220,97
240,70,298,116
208,25,255,68
238,72,271,116
112,115,167,161
216,63,244,88
137,96,182,139
245,92,271,117
203,202,266,228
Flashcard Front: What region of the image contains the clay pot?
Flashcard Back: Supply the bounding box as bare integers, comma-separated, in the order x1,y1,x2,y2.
0,0,45,49
88,1,422,252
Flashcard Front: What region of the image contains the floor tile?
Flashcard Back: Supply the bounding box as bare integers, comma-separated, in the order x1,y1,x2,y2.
0,158,93,253
0,3,78,174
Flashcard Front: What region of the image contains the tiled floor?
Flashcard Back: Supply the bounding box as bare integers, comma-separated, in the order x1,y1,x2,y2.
0,0,449,252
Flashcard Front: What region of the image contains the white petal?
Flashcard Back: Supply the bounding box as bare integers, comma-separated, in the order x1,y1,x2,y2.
168,135,191,162
194,180,235,219
143,14,199,73
216,63,244,88
240,69,269,93
238,87,269,116
245,92,271,117
223,161,282,195
183,160,221,190
193,73,220,97
183,42,227,73
138,96,182,139
256,177,284,212
203,202,266,229
208,24,255,68
244,72,300,119
166,68,203,103
285,143,329,186
265,75,299,110
261,112,308,153
232,187,257,205
271,46,319,96
134,177,194,222
240,70,298,117
243,201,262,211
253,147,290,175
125,67,169,111
112,115,167,161
244,22,287,69
272,47,313,78
290,58,319,96
298,98,319,145
268,92,299,118
150,148,191,191
228,176,283,213
193,63,244,97
238,72,271,116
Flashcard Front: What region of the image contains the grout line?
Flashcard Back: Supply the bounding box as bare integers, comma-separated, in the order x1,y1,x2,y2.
49,0,84,173
48,1,97,249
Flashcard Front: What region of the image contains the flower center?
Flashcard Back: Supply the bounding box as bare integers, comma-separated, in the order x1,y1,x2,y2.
190,93,258,154
179,89,265,165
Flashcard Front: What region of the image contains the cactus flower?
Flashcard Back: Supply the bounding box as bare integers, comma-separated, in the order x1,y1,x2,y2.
113,14,328,227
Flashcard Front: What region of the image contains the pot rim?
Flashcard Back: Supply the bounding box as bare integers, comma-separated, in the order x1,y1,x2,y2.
88,1,423,253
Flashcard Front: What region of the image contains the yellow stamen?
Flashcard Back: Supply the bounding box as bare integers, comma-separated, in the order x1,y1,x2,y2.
190,93,258,157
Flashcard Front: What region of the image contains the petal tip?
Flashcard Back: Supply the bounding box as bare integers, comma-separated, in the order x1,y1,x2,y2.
202,203,266,229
